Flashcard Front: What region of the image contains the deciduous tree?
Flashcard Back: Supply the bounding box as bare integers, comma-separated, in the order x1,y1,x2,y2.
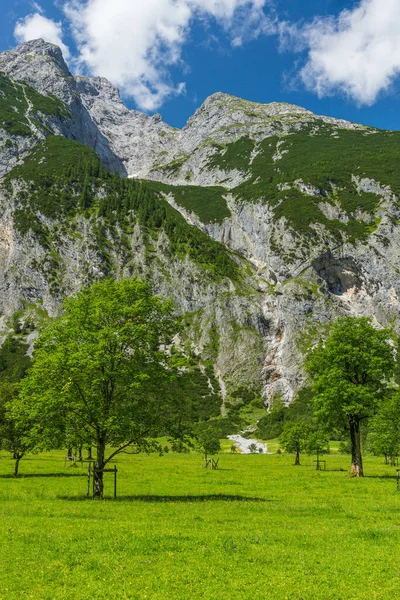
279,422,311,465
368,393,400,464
0,382,37,476
18,278,181,498
306,317,395,477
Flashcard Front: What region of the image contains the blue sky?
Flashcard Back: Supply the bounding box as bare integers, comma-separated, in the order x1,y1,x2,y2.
1,0,400,130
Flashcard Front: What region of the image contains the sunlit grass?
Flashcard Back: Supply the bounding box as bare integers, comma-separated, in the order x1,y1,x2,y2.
0,449,399,599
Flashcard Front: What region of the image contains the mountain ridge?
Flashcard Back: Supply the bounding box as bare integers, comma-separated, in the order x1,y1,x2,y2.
0,39,370,183
0,39,399,407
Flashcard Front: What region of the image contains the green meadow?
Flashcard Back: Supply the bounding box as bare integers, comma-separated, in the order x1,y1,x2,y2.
0,447,399,600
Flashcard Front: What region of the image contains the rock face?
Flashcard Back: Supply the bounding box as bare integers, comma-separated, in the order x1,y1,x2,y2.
1,39,400,403
0,39,366,183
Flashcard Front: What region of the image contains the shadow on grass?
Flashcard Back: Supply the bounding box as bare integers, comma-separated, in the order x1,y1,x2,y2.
324,469,347,473
364,474,397,479
58,494,268,502
0,472,87,479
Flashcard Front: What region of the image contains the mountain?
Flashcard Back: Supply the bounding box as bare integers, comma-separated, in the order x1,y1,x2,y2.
0,39,399,407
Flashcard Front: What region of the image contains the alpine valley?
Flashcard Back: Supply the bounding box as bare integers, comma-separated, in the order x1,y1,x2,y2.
0,38,399,412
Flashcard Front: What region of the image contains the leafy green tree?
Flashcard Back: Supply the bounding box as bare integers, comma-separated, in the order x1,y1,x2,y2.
195,426,221,458
248,443,258,454
0,382,37,476
306,431,330,456
18,278,181,498
0,334,34,475
279,422,311,465
306,317,395,477
306,431,330,469
368,393,400,464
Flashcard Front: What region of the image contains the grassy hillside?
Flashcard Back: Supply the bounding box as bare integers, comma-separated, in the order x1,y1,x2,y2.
0,449,399,599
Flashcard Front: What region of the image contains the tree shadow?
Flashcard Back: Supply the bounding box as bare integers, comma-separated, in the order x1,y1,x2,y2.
0,472,87,479
364,474,397,479
325,468,347,472
58,494,268,502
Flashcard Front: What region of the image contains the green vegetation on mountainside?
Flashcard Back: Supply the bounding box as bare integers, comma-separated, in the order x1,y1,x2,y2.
0,75,31,136
0,74,69,136
4,136,238,280
207,136,254,173
210,126,400,240
146,180,231,224
176,363,222,422
0,335,31,383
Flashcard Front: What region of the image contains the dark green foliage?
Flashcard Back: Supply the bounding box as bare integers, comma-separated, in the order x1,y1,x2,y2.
207,136,254,172
0,74,69,137
172,364,222,423
6,136,238,280
279,422,312,465
0,75,31,136
0,335,31,383
223,386,263,433
0,333,34,475
13,209,50,248
306,431,330,456
170,439,190,453
257,388,315,440
145,180,231,224
5,135,109,221
230,387,257,404
367,393,400,462
195,426,221,456
257,400,286,440
286,387,314,423
23,86,70,119
306,317,396,476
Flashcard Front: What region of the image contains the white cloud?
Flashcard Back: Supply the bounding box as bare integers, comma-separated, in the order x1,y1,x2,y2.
14,12,71,60
294,0,400,105
63,0,275,111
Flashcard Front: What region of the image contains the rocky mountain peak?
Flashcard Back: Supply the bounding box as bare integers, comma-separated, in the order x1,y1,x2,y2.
1,39,400,404
0,39,70,87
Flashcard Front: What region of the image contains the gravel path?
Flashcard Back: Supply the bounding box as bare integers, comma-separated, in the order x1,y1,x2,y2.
227,435,268,454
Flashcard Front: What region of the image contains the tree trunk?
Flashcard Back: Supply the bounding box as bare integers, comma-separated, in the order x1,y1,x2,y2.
93,440,106,499
78,445,83,462
87,447,92,460
295,448,300,465
349,416,363,477
67,447,73,459
14,453,22,477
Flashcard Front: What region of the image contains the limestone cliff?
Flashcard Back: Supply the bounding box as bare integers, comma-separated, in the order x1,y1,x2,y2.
1,39,399,404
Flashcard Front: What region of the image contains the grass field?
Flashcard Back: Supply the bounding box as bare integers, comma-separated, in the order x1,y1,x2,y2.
0,448,399,599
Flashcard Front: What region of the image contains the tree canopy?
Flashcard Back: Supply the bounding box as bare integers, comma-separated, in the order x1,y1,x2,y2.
306,317,396,476
17,277,183,497
279,422,311,465
368,392,400,464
